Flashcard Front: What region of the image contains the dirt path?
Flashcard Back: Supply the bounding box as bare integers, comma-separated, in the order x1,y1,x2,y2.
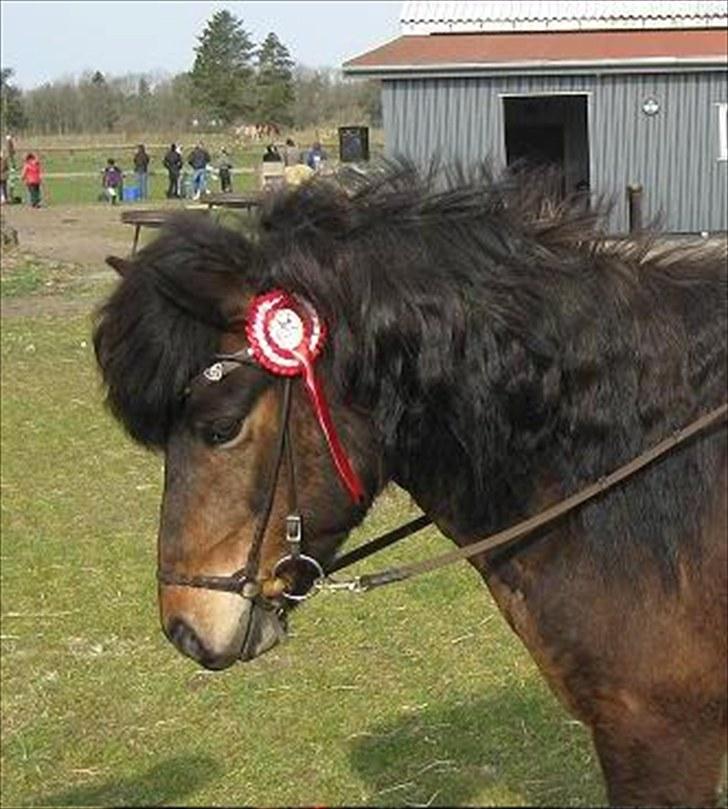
1,203,153,318
2,203,140,269
1,199,223,319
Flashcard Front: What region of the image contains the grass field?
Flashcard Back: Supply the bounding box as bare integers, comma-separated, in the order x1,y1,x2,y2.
8,157,259,208
35,172,258,207
0,253,608,807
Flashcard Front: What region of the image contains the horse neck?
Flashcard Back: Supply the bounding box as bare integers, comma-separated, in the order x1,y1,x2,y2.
346,244,722,536
342,271,561,533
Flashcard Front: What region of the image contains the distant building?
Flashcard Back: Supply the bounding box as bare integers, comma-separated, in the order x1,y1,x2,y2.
344,1,728,233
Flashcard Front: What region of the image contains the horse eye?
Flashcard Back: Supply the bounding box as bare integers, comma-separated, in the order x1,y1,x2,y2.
204,419,243,447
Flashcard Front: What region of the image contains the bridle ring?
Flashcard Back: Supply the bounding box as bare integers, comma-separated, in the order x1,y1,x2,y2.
273,554,325,602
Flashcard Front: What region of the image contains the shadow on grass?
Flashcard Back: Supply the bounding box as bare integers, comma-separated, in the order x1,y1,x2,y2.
30,754,222,807
349,685,605,807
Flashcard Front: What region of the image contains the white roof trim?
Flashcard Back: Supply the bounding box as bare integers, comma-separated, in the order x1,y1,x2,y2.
345,55,727,78
400,2,728,34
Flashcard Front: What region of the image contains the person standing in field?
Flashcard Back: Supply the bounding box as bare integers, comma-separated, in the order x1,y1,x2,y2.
6,134,17,169
306,141,327,172
187,142,211,200
133,144,150,200
262,144,282,163
21,152,42,208
0,150,8,204
283,138,301,167
217,148,233,193
163,143,182,199
102,159,124,205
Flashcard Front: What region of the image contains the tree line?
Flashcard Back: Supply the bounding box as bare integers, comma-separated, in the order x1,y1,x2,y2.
0,10,381,136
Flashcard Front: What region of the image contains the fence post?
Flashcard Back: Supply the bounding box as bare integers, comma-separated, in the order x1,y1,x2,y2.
627,184,643,234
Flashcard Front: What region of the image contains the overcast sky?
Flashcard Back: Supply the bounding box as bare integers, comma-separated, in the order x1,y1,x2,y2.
1,1,402,89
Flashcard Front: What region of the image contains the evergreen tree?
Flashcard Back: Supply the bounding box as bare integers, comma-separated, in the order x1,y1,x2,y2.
135,76,152,123
255,32,295,125
137,76,151,99
88,70,118,132
190,10,255,124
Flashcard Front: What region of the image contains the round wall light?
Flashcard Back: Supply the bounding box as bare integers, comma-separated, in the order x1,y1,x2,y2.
642,97,660,116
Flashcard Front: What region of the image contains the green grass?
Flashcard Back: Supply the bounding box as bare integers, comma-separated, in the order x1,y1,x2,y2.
18,170,256,207
0,253,111,300
0,258,47,297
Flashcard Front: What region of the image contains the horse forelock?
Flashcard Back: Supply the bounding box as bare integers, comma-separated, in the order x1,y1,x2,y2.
93,213,261,447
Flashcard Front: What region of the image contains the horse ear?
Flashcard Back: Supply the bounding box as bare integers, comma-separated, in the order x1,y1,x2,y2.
106,255,133,277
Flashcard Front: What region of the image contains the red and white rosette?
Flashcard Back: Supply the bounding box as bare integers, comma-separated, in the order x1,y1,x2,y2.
246,290,365,504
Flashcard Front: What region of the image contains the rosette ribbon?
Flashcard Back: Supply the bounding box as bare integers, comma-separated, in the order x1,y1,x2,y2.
246,290,365,504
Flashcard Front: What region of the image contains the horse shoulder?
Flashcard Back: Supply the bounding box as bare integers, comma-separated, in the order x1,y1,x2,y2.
476,457,727,803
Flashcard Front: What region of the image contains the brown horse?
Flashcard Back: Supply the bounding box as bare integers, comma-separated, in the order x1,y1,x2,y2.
94,163,727,806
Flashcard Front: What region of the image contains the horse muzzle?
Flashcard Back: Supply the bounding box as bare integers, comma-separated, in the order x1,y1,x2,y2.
163,595,287,670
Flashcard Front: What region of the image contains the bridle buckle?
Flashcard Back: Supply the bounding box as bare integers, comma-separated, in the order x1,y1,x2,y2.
270,513,324,602
286,514,303,556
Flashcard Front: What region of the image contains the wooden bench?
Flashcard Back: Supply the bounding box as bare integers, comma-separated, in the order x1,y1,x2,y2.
120,207,211,253
204,193,261,215
120,209,176,254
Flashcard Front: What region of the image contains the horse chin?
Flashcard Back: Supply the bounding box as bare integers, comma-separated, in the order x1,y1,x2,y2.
238,602,288,663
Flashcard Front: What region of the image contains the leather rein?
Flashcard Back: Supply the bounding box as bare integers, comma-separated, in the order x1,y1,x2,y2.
157,347,727,604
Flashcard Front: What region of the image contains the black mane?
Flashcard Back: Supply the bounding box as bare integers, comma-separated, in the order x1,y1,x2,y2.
94,213,262,446
94,160,727,582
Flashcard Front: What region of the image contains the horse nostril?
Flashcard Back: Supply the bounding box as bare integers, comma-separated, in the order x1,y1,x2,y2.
167,617,203,658
166,618,232,670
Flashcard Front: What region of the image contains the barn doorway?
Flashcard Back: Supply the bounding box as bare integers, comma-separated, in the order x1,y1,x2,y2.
503,94,590,199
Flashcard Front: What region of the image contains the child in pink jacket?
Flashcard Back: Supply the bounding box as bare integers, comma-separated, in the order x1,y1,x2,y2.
21,153,42,208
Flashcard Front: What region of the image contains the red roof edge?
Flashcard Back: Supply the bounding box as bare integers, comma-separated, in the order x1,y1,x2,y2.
343,29,728,72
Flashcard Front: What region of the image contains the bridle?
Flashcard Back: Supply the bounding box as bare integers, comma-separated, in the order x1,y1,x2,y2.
158,286,372,610
157,348,327,604
157,335,728,606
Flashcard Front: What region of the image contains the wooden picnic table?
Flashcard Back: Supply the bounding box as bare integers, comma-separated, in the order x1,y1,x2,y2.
120,207,206,254
121,197,259,255
204,192,261,214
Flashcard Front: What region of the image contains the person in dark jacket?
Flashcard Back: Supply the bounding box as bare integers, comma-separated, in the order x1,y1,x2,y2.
101,158,123,205
187,142,211,199
217,149,233,193
163,144,183,199
262,144,282,163
133,144,150,200
306,141,327,171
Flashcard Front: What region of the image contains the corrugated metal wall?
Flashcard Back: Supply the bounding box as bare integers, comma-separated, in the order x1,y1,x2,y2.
592,72,727,232
382,70,728,232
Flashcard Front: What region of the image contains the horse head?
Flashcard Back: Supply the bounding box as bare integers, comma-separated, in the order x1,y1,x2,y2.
95,212,382,669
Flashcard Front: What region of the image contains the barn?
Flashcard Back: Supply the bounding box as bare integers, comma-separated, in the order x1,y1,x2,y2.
344,1,728,234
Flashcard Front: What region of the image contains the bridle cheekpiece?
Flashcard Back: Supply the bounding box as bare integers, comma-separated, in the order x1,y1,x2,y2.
157,289,365,606
246,289,364,504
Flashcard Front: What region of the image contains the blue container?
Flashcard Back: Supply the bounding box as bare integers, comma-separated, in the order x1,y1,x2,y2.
123,185,140,202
